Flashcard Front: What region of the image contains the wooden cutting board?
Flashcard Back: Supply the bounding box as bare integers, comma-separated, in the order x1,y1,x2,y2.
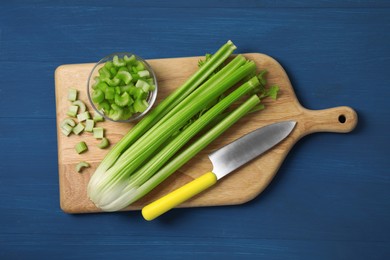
55,53,358,214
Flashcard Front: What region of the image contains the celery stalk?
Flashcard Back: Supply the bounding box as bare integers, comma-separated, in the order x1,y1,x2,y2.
100,78,260,211
88,61,256,207
104,95,260,210
89,41,237,194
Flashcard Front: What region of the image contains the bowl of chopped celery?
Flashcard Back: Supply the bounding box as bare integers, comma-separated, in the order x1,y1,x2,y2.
87,53,158,122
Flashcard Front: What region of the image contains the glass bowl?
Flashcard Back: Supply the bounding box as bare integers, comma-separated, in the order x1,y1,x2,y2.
87,52,158,123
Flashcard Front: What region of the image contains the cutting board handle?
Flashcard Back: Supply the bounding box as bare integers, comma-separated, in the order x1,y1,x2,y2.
301,106,358,135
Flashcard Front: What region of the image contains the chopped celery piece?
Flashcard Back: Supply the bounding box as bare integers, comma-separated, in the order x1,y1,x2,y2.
137,70,150,78
136,61,145,71
61,127,71,136
109,67,118,77
72,100,86,113
76,161,90,173
113,55,126,67
133,88,147,99
109,109,123,121
105,87,115,100
124,54,136,64
95,82,109,91
115,71,133,84
118,67,128,72
135,79,150,92
67,88,78,101
91,54,157,121
61,123,73,133
134,99,149,113
99,67,111,80
72,123,84,135
93,127,104,139
93,112,104,122
88,41,240,209
92,89,104,103
98,137,110,149
122,108,133,120
67,105,79,117
75,141,88,154
77,111,90,122
92,77,101,89
103,77,120,87
104,61,114,70
120,84,134,93
61,118,76,128
85,119,95,132
115,92,132,107
60,119,73,136
98,101,110,112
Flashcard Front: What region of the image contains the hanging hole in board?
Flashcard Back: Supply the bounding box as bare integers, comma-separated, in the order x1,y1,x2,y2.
338,114,346,124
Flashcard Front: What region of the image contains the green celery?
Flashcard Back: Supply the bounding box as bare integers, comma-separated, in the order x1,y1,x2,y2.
67,105,79,117
67,88,78,101
72,123,84,135
72,100,87,113
100,78,260,211
93,127,104,139
89,41,237,182
85,119,95,132
75,141,88,154
98,138,110,149
76,161,90,173
93,111,105,122
89,59,256,208
77,111,90,122
104,95,260,210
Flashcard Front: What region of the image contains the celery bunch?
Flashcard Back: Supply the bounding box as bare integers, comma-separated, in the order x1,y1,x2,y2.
87,41,279,211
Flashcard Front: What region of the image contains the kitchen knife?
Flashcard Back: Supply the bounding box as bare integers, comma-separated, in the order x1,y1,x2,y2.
142,120,297,220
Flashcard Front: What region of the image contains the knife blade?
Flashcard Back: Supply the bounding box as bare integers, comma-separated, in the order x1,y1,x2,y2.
142,120,297,220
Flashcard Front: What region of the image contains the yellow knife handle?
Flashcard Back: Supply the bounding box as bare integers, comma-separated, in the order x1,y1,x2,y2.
142,172,217,221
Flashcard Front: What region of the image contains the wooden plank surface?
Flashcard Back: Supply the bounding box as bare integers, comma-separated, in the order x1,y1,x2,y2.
2,1,390,259
55,53,357,213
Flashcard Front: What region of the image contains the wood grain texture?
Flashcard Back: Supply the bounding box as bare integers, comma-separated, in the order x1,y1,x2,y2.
55,53,357,213
2,1,390,259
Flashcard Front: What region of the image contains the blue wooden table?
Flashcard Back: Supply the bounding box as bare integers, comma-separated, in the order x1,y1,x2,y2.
1,1,389,259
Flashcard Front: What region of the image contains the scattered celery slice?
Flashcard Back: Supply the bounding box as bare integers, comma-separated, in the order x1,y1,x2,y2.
61,118,76,128
98,138,110,149
75,141,88,154
72,123,84,135
72,100,86,113
61,123,73,134
77,111,90,122
93,127,104,139
93,112,105,122
85,119,95,132
61,127,71,136
76,161,90,173
67,105,79,117
68,88,78,101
